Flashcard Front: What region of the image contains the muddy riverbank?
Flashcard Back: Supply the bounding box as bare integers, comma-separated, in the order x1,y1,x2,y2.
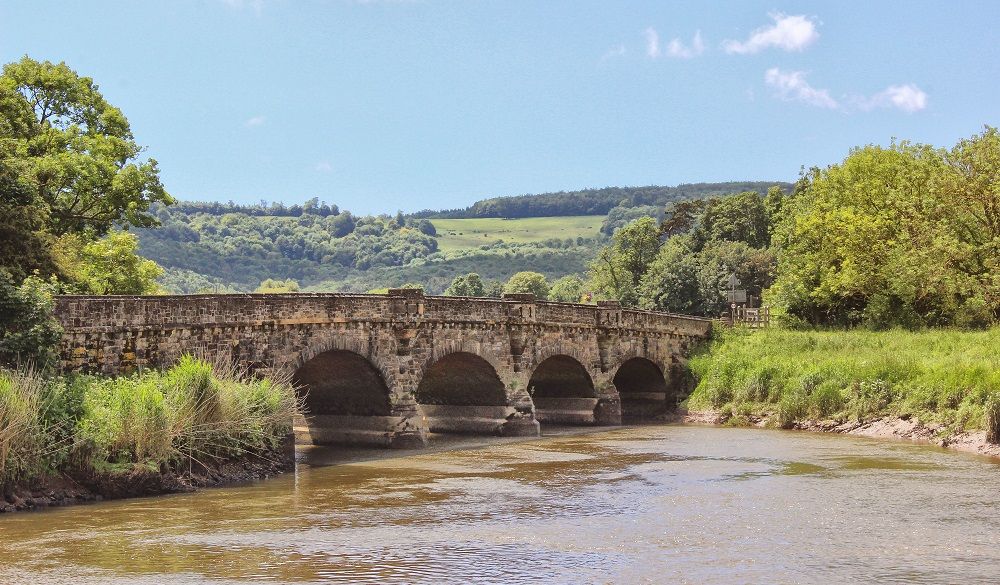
681,410,1000,459
1,443,293,514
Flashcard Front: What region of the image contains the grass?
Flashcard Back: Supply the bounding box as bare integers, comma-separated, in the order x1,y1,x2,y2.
430,216,604,253
0,368,46,487
687,327,1000,435
1,356,300,488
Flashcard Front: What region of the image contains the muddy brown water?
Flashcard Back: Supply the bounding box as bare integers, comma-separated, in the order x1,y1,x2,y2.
1,425,999,584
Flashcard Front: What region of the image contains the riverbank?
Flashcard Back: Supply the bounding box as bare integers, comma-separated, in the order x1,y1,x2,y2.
0,441,293,513
1,356,299,513
679,410,1000,459
683,326,1000,458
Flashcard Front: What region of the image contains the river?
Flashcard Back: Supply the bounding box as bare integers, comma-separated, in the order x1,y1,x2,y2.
1,425,998,584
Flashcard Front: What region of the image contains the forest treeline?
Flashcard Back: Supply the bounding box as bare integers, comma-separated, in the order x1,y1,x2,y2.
412,182,787,219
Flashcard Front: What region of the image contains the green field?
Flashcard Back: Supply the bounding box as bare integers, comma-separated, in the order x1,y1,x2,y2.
430,216,604,253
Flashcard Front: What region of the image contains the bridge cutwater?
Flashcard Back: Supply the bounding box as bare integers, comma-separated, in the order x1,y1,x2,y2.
54,289,712,448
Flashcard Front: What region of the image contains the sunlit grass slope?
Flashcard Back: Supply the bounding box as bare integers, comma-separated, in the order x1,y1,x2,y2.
687,328,1000,432
430,216,604,253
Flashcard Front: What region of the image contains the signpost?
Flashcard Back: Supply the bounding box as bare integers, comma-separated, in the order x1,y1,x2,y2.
725,273,769,328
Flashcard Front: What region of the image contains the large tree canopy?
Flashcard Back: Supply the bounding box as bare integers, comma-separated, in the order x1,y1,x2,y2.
768,127,1000,328
0,57,171,238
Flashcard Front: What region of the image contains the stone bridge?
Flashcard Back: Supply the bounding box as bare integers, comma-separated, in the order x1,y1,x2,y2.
54,290,712,448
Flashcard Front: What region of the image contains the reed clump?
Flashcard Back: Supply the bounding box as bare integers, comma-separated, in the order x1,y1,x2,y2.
1,356,300,489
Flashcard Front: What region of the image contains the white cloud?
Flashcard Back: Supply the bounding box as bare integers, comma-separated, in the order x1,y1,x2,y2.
315,161,333,172
856,84,928,113
645,27,661,58
245,115,266,127
764,68,838,109
600,44,627,62
763,69,928,114
666,30,705,59
724,13,819,54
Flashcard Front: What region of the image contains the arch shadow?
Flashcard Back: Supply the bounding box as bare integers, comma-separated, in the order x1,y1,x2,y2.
416,352,536,436
528,355,601,426
293,349,401,447
613,357,672,420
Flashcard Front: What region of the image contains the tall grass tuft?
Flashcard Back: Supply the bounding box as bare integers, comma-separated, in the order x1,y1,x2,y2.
75,355,300,472
0,368,46,487
986,393,1000,444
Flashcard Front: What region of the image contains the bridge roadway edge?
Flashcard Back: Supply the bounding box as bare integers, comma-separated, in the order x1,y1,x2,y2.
53,291,712,448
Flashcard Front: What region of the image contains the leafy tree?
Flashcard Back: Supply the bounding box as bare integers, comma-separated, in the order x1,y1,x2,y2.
601,205,663,236
695,191,771,248
0,57,171,237
637,236,703,314
328,211,356,237
444,273,485,297
587,217,661,306
413,219,437,236
484,279,504,298
255,278,300,293
76,231,163,295
0,150,62,282
660,199,707,238
639,231,779,318
766,134,991,328
939,126,1000,286
503,271,550,298
548,275,585,303
0,271,62,369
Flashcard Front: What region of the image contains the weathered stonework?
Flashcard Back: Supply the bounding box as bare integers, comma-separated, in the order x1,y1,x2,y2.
54,291,712,448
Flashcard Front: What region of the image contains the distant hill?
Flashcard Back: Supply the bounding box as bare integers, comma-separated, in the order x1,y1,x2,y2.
142,180,790,294
412,181,790,219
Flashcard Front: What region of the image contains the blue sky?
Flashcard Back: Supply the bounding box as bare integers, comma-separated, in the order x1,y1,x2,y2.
1,1,998,214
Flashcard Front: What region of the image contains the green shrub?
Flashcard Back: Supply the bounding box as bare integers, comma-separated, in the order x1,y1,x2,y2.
777,391,808,429
0,272,63,370
688,328,1000,429
809,383,844,419
77,375,173,467
850,379,894,422
954,400,983,433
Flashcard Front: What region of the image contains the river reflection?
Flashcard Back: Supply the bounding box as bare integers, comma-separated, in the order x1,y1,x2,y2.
1,426,999,584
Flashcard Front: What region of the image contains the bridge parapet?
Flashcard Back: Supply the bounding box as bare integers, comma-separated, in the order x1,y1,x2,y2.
55,293,710,336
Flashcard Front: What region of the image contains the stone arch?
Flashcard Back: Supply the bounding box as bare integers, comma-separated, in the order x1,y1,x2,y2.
528,355,596,398
528,355,602,425
294,335,394,387
416,351,537,437
416,352,507,407
612,356,672,419
419,340,508,382
293,349,392,417
292,347,415,447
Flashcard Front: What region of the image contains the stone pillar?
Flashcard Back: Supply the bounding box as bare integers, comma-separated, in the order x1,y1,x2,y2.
498,373,541,436
387,395,429,449
592,374,623,426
